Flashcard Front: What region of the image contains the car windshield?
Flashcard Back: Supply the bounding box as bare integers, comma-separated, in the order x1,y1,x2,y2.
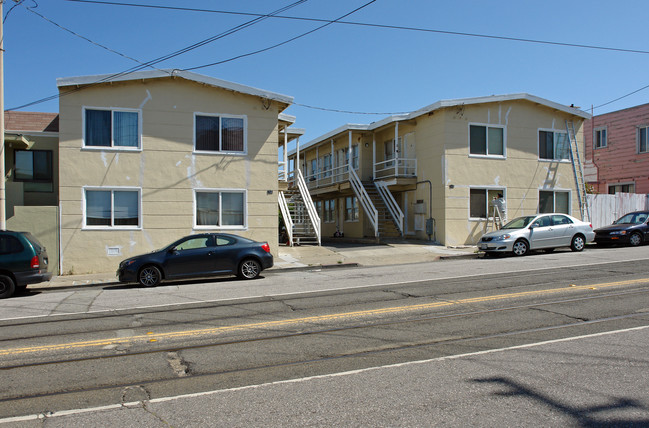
614,213,648,225
501,216,536,230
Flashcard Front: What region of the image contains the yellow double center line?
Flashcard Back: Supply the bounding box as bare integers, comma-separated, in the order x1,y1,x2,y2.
2,277,648,357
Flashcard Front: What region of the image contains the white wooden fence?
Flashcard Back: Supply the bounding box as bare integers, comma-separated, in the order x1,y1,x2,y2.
587,193,649,229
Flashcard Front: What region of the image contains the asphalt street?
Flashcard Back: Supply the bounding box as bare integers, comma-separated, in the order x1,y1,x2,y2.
0,245,648,426
4,327,646,427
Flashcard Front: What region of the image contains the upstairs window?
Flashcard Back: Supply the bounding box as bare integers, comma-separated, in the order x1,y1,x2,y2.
85,108,140,149
14,150,53,192
195,114,246,153
539,130,570,161
639,126,648,154
594,127,607,149
469,124,504,157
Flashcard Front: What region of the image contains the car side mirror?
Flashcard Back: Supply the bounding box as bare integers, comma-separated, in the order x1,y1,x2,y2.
529,223,537,229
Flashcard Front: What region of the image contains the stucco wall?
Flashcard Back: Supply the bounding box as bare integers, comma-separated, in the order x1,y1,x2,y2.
439,100,585,245
58,77,281,274
7,206,59,275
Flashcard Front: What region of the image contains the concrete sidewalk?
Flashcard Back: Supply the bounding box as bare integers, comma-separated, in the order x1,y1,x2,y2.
39,241,478,289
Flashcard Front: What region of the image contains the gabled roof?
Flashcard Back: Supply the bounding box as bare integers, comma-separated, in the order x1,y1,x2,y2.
293,93,590,154
56,69,293,111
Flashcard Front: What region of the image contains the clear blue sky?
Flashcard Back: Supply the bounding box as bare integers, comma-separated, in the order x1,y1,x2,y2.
5,0,649,144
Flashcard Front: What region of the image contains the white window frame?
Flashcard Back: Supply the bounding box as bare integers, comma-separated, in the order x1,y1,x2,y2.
538,188,571,214
468,123,506,158
638,125,649,154
82,106,142,151
538,128,570,162
468,186,506,221
608,182,635,194
193,189,248,230
324,199,336,223
345,196,359,222
594,127,607,149
82,186,142,230
193,112,248,155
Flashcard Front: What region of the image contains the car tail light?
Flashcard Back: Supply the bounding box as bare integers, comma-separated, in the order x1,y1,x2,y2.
30,255,40,269
589,223,593,229
261,243,271,253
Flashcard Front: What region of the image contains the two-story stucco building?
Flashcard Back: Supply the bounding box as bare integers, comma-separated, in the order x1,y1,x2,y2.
285,94,590,247
57,69,293,274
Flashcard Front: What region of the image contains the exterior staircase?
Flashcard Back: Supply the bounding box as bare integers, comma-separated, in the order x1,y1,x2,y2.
278,169,321,246
363,181,402,238
281,186,320,245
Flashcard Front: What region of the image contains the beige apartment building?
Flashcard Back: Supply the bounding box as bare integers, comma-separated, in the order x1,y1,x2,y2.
57,69,293,274
285,94,590,247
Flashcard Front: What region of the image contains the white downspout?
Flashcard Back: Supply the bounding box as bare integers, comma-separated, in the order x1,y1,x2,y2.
283,125,288,181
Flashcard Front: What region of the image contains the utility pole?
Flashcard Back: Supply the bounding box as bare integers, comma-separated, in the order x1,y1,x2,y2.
0,0,5,230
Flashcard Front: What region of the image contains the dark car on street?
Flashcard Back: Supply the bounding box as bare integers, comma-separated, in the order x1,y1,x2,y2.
117,233,274,287
594,210,649,247
0,230,52,298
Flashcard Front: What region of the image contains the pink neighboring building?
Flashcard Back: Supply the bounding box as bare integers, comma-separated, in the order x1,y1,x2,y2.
584,103,649,194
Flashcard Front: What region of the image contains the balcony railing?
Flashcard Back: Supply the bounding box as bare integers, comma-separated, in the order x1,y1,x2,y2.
374,158,417,180
285,157,417,190
303,164,351,190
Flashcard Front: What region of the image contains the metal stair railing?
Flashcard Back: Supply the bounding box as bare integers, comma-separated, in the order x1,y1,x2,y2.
278,191,293,245
349,167,378,237
295,168,321,245
565,120,591,222
374,181,404,236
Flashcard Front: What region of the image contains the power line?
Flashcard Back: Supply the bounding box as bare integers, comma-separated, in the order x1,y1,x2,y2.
593,83,649,110
21,3,161,71
8,0,310,110
63,0,649,56
184,0,376,71
292,102,409,115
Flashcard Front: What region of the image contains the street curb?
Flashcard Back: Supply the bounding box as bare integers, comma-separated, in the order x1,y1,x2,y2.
267,263,359,273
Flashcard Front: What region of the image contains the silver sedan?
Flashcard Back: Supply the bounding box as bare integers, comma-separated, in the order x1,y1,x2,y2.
478,213,595,256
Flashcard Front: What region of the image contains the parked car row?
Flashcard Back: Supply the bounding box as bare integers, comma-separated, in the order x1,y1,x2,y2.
479,210,649,257
1,211,647,298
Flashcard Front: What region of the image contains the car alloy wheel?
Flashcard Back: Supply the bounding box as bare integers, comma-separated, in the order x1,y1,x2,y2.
139,266,162,287
238,259,261,279
629,233,642,247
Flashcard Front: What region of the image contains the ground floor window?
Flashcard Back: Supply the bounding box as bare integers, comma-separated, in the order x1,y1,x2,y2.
195,190,246,228
539,190,570,214
608,183,635,194
345,196,359,221
469,188,504,219
85,188,140,228
324,199,336,223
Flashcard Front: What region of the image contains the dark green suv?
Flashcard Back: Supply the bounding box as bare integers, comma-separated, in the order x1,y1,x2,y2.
0,231,52,298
